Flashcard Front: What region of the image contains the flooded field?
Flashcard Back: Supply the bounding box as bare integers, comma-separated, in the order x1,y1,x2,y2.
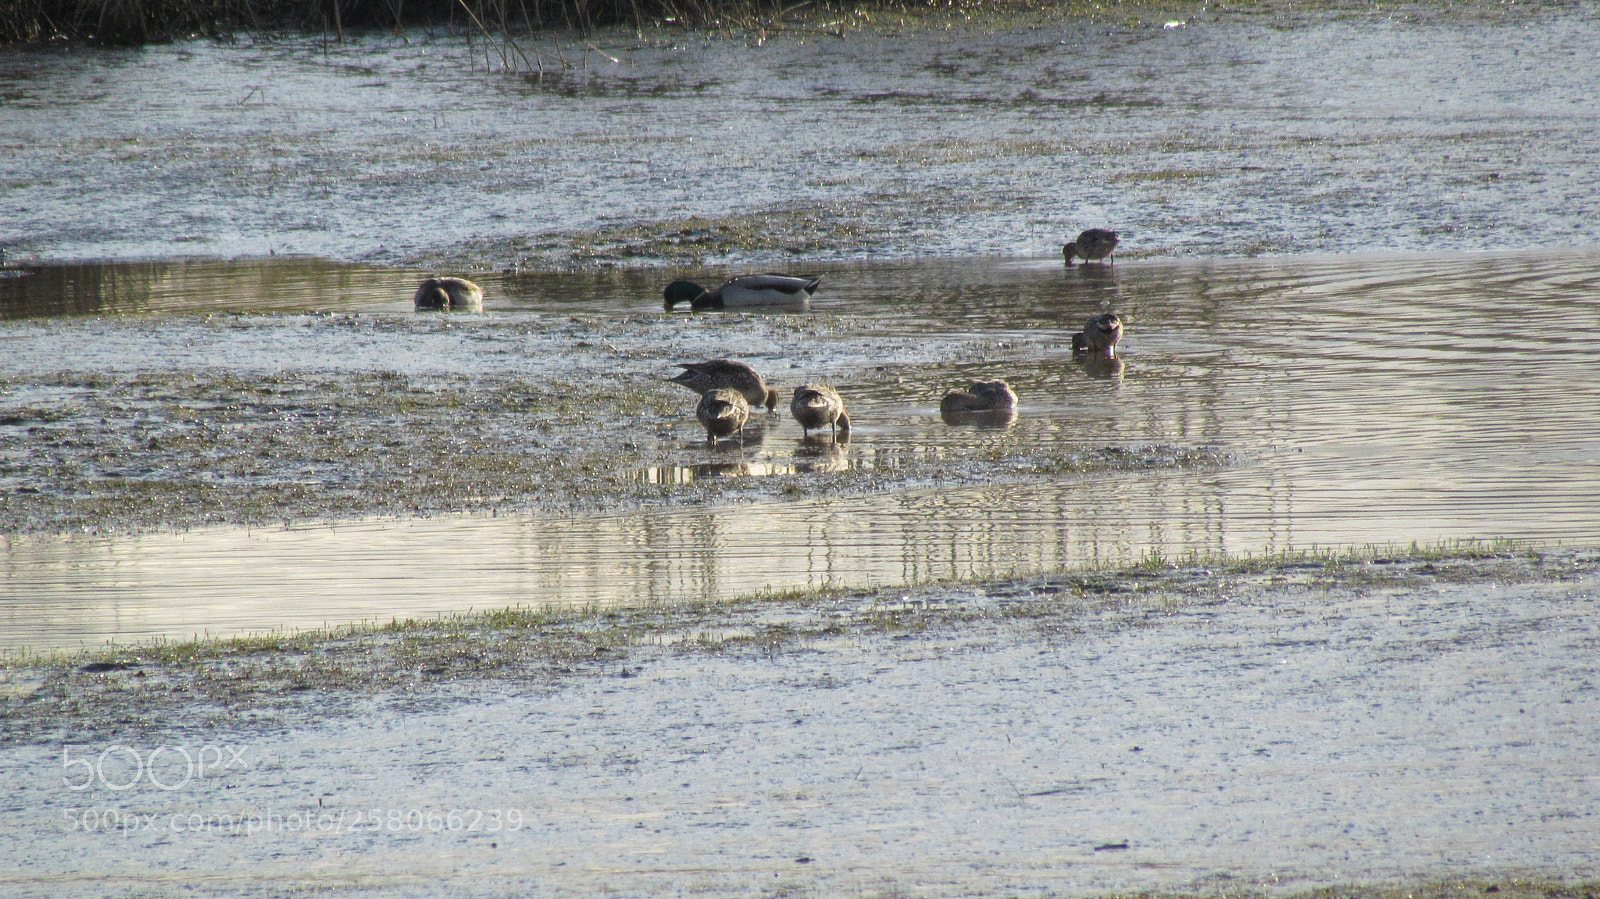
4,1,1600,649
3,249,1598,652
4,6,1600,896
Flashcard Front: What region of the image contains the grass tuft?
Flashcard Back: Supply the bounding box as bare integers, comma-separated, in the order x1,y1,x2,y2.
5,0,1250,47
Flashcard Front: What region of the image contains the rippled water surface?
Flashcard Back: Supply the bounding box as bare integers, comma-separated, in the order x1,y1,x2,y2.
5,5,1600,652
4,250,1598,652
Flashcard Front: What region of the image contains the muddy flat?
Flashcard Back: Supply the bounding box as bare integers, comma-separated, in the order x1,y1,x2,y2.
4,550,1598,897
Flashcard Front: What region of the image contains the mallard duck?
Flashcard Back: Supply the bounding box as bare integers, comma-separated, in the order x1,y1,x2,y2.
940,379,1018,416
696,388,751,445
1070,312,1123,356
413,277,483,312
670,360,780,412
663,274,822,311
790,384,851,436
1062,229,1119,265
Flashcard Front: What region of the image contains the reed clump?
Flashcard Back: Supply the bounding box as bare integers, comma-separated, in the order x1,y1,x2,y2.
1,0,1029,45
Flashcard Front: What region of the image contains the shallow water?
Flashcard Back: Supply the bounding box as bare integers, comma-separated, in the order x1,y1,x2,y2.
5,5,1600,652
3,249,1598,652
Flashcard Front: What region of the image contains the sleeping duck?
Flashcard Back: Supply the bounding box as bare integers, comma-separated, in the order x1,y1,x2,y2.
413,277,483,312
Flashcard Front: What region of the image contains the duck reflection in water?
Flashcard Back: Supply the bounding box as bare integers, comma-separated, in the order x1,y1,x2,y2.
1080,354,1125,379
942,406,1018,429
940,379,1019,429
795,432,850,473
695,460,752,479
1068,263,1120,285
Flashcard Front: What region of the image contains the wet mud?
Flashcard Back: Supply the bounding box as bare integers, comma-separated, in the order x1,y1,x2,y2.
3,2,1599,267
0,303,1219,536
4,549,1598,897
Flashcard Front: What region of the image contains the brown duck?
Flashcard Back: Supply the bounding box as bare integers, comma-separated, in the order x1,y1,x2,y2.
940,379,1018,415
1071,312,1123,356
696,388,751,445
1062,229,1119,265
790,385,851,436
670,359,780,412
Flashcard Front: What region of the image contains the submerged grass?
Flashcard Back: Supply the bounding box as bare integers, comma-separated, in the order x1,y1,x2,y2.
1126,536,1543,576
0,333,1229,537
4,539,1592,743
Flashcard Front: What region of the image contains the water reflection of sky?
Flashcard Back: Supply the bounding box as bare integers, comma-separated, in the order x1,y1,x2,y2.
3,250,1597,652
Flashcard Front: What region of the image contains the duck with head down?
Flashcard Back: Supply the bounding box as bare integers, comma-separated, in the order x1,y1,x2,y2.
670,359,780,413
790,384,851,437
696,389,751,446
664,274,822,311
1062,229,1119,265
